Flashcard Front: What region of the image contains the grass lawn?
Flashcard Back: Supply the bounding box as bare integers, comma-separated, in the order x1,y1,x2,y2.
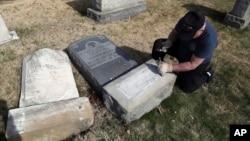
0,0,249,140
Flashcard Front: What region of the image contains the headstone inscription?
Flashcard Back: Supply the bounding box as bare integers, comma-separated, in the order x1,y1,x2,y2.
103,59,177,123
67,35,138,94
87,0,147,23
19,48,79,107
0,14,18,45
224,0,250,29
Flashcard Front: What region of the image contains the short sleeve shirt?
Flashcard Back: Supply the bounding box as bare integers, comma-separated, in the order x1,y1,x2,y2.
178,21,218,64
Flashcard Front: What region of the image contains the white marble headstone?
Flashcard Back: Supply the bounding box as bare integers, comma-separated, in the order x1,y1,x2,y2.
0,14,18,45
19,48,79,107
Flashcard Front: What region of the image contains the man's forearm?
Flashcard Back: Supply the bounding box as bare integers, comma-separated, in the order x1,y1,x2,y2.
172,55,205,72
172,62,196,72
168,29,178,42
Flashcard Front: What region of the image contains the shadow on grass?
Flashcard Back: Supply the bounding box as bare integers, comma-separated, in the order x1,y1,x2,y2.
67,0,91,16
182,3,227,24
0,99,8,141
0,99,22,141
120,46,151,64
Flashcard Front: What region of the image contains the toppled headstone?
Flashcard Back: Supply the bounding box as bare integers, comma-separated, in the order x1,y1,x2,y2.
19,48,79,107
0,14,18,45
67,35,138,94
103,59,177,123
5,97,94,141
224,0,250,29
87,0,147,23
0,0,14,5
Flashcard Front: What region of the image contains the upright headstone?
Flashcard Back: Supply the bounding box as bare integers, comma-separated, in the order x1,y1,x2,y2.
6,97,94,141
87,0,147,23
103,59,177,123
19,48,79,107
224,0,250,29
0,14,18,45
67,35,138,94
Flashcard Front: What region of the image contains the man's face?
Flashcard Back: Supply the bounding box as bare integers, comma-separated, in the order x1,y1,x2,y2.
193,24,205,39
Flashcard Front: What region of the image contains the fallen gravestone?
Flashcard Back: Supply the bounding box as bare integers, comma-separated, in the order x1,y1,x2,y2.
6,48,94,140
5,97,94,141
68,35,177,123
19,48,79,107
103,59,177,123
67,35,138,94
224,0,250,29
0,14,18,45
87,0,147,23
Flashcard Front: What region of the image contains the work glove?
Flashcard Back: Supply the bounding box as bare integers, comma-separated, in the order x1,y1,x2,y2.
158,62,173,76
163,54,178,64
157,54,178,76
156,40,172,52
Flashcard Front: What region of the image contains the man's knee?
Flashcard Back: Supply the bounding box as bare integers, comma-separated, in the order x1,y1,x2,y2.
178,84,197,93
176,75,199,93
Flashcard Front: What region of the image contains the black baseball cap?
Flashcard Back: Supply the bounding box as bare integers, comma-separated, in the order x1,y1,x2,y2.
175,11,205,41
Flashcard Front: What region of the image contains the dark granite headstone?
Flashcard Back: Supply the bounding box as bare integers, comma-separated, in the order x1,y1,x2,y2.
67,35,138,94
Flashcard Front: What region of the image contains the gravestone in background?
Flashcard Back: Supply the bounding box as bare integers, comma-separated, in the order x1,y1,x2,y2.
103,59,177,123
224,0,250,29
87,0,147,23
0,14,18,45
67,35,138,94
19,48,79,107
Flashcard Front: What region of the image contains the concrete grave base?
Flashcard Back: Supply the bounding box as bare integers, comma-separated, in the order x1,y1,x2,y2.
87,2,147,23
5,97,94,141
224,13,250,29
103,59,177,123
223,0,250,29
0,14,18,45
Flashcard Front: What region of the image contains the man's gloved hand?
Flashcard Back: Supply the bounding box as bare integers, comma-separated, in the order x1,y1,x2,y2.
156,40,172,52
158,62,173,75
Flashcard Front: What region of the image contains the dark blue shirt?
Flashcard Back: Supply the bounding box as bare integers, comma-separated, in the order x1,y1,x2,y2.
178,21,218,64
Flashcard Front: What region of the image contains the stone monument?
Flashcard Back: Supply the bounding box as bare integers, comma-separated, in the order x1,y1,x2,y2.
6,48,94,140
87,0,147,23
0,14,18,45
19,48,79,107
224,0,250,29
103,59,177,123
67,35,138,94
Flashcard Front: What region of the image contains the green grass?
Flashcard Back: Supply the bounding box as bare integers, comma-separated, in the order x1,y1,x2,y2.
0,49,16,63
1,0,250,141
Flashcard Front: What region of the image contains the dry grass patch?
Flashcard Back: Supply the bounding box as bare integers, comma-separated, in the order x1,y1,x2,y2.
0,0,250,140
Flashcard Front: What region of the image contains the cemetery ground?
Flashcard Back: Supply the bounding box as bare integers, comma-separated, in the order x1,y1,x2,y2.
0,0,250,140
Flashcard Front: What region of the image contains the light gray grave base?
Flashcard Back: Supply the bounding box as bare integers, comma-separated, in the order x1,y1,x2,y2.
103,59,177,123
0,15,19,45
224,13,250,29
5,97,94,141
87,2,147,23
